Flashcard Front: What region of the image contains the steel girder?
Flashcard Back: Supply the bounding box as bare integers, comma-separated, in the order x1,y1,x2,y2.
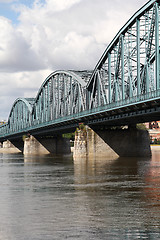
31,70,86,126
0,98,34,136
87,0,160,111
0,71,87,137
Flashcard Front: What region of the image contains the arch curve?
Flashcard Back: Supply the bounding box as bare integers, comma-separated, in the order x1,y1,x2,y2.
32,70,87,124
8,98,35,132
87,0,159,109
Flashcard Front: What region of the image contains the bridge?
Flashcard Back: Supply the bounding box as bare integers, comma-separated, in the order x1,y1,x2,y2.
0,0,159,156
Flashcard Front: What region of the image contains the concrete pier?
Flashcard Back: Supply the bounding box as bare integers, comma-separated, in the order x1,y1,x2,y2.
0,126,151,158
3,140,15,149
74,127,118,158
23,135,71,155
2,140,21,153
74,126,151,158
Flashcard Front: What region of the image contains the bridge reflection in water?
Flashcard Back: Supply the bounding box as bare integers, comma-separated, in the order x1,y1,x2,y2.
73,152,160,238
10,150,158,239
0,0,160,158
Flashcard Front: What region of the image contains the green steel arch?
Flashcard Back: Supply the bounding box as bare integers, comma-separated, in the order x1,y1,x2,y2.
0,71,87,137
31,70,87,125
8,98,35,133
87,0,160,110
0,98,34,136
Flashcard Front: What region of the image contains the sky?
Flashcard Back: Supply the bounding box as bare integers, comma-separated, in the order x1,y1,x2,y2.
0,0,148,120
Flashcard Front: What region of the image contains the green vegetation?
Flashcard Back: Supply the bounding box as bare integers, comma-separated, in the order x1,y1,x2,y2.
62,132,75,140
136,123,147,130
63,123,86,139
150,138,160,145
22,134,30,141
75,123,87,132
22,135,28,141
79,123,86,130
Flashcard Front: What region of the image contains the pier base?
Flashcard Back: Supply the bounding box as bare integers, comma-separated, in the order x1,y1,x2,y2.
2,140,22,153
23,135,71,155
74,127,151,158
74,127,118,158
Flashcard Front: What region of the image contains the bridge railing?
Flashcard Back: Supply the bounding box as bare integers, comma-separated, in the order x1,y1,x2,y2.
1,87,160,139
0,124,9,136
84,88,160,116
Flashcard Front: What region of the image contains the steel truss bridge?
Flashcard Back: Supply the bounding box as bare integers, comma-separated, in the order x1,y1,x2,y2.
0,0,160,141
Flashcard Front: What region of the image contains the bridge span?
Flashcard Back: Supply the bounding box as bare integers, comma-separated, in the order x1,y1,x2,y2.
0,0,159,157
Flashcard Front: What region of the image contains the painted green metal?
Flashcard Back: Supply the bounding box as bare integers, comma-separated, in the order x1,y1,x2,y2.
87,0,160,110
136,19,140,96
155,2,160,90
0,0,160,139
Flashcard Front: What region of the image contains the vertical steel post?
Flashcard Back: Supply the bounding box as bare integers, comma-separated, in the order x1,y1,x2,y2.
78,84,81,112
50,77,53,120
57,75,60,118
17,103,19,130
35,101,37,124
15,105,17,131
38,99,40,123
86,89,89,110
155,2,159,90
39,94,42,123
35,104,37,124
63,74,66,116
97,71,101,106
121,35,125,100
136,18,141,96
52,77,55,119
43,87,45,122
87,88,91,110
95,70,101,107
70,76,73,115
47,81,50,121
108,52,112,103
146,65,149,93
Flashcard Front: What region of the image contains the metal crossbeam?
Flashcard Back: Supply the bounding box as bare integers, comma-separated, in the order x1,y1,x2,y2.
87,0,160,109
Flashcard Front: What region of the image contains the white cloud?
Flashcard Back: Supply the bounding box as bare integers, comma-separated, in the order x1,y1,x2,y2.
0,0,148,119
0,0,14,2
15,0,147,71
0,16,46,72
0,69,51,119
42,0,82,12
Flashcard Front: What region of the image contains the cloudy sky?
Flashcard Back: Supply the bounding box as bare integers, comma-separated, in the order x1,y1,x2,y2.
0,0,147,120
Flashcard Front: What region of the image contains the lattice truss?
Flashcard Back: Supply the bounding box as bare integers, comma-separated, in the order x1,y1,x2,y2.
87,1,160,109
32,71,86,125
0,1,159,136
1,98,34,134
0,71,87,135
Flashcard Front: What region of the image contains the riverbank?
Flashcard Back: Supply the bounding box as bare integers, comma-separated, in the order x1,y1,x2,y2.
151,145,160,151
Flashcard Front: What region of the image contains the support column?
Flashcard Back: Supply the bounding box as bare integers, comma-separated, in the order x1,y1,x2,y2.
3,140,15,148
2,140,22,153
74,127,118,159
74,126,151,158
23,135,71,155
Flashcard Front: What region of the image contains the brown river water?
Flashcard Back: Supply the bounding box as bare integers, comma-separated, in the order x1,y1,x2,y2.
0,146,160,239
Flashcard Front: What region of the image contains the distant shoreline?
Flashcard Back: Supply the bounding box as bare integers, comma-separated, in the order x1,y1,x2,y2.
151,145,160,151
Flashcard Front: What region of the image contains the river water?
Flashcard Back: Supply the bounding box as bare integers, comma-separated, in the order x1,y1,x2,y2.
0,149,160,240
